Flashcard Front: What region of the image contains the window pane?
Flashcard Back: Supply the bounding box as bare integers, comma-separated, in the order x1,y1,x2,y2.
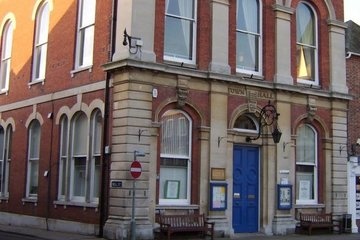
92,111,102,155
296,125,315,164
93,156,100,198
296,3,315,46
73,113,88,156
234,115,256,130
78,26,94,67
73,157,86,197
166,0,194,18
29,121,41,159
237,0,259,33
60,157,67,196
236,32,259,71
160,158,188,199
37,3,50,44
296,167,314,200
80,0,96,27
297,45,315,80
164,17,193,60
161,111,190,157
0,127,4,160
29,160,39,195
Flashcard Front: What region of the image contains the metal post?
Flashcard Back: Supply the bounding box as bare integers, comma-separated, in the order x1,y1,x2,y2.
131,178,136,240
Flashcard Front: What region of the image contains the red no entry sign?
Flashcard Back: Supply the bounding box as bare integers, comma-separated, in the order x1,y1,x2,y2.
130,160,142,179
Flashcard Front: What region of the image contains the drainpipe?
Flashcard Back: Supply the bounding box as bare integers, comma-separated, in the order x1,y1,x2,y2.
99,0,117,236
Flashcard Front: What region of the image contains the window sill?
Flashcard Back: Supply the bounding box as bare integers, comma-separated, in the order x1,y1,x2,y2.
294,203,325,209
53,200,98,210
70,66,93,77
22,198,38,206
156,204,199,210
28,79,45,87
163,60,197,69
0,196,9,203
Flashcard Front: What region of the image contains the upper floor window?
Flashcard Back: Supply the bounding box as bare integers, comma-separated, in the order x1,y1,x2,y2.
0,125,12,198
32,2,50,82
236,0,262,74
296,2,318,85
295,124,318,204
0,20,14,93
164,0,197,64
26,120,41,198
159,110,191,205
75,0,96,69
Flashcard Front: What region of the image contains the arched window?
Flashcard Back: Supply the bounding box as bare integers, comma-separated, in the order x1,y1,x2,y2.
233,114,258,133
236,0,262,74
71,112,88,200
296,2,318,85
26,120,41,198
159,110,191,205
296,124,318,204
58,110,102,204
0,20,14,92
32,1,50,82
0,125,12,197
164,0,197,64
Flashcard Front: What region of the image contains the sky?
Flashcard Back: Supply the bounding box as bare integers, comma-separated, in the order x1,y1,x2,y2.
344,0,360,25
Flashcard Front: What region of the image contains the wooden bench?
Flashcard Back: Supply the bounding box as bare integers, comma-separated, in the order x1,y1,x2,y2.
158,214,214,240
299,212,338,235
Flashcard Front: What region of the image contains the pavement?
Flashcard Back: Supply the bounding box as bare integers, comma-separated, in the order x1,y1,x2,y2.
0,224,359,240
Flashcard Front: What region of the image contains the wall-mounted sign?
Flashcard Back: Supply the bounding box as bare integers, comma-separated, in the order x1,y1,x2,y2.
211,168,226,181
111,180,123,188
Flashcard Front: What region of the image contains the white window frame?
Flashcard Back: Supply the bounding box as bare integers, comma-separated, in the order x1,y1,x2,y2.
0,21,13,93
26,120,41,199
296,2,319,85
31,2,50,83
0,125,11,198
159,110,192,205
75,0,96,70
233,114,259,134
295,124,318,205
58,110,102,205
164,0,197,65
236,0,262,75
58,116,69,200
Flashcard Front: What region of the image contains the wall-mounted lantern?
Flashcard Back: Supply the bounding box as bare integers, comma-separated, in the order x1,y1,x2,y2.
246,101,282,144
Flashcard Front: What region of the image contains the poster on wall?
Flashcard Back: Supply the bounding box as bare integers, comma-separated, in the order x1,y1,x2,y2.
277,184,292,210
299,180,310,200
210,183,227,211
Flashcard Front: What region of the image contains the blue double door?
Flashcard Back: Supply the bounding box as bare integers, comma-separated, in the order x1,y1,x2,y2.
232,145,259,233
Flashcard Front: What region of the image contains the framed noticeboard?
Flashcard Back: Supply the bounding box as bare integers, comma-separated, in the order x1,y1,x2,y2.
210,182,227,211
277,184,292,210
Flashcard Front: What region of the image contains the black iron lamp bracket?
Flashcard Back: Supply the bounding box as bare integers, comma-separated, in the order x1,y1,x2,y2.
246,100,282,144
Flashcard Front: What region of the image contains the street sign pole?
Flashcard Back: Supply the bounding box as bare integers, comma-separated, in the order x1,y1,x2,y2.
130,151,144,240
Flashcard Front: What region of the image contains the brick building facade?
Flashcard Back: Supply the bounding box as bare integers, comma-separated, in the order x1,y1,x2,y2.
103,0,350,239
0,0,112,236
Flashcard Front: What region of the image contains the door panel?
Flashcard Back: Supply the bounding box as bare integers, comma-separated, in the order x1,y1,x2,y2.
232,145,259,233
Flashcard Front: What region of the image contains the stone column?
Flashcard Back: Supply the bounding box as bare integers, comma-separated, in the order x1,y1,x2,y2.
209,0,231,74
104,69,154,240
328,20,348,94
113,0,156,62
273,4,293,84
